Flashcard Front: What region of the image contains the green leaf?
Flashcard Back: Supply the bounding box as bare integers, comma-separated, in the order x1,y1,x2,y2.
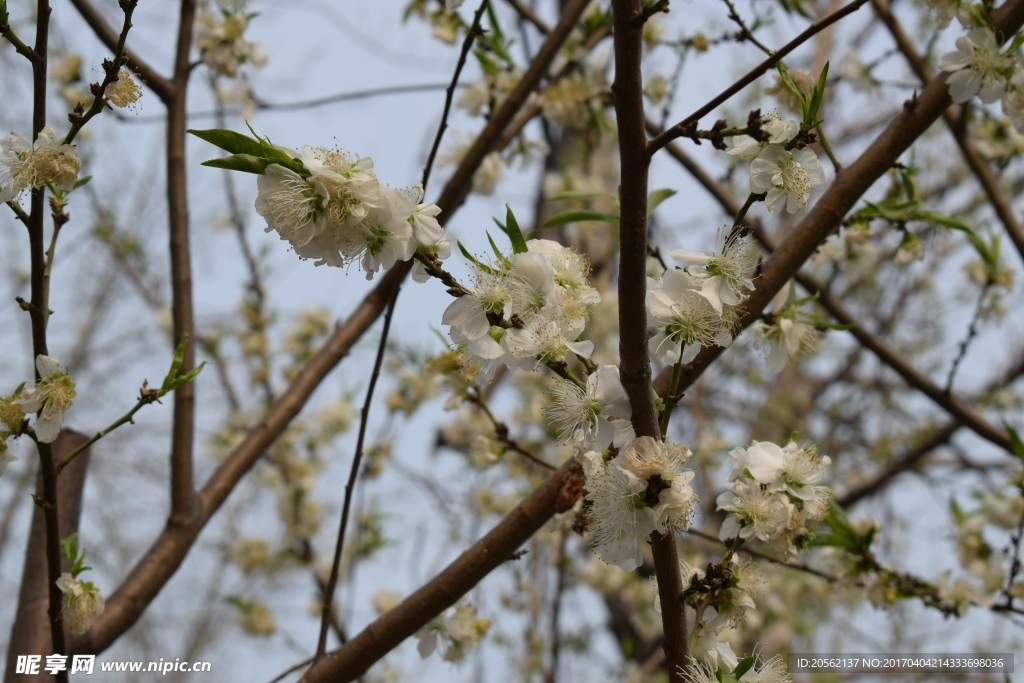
776,62,809,117
542,209,620,228
548,190,617,202
820,321,855,331
868,198,922,220
733,656,756,680
505,205,528,254
72,175,92,190
807,61,829,124
162,336,188,393
912,210,973,233
167,362,206,392
1004,422,1024,461
950,496,967,526
457,240,497,275
60,533,79,564
188,128,305,175
202,154,277,175
647,188,676,216
486,231,513,268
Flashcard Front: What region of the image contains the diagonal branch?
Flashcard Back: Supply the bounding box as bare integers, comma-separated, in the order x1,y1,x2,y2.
871,0,1024,266
648,0,1024,399
299,460,583,683
650,123,1020,456
649,0,872,154
67,0,173,102
71,0,593,657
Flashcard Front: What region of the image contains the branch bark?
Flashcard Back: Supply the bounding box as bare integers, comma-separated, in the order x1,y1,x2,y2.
70,0,593,656
610,0,687,679
166,0,199,527
299,460,583,683
5,432,90,683
872,0,1024,266
649,0,1024,399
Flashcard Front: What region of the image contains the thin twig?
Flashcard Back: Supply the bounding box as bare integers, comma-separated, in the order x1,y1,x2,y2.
315,279,402,662
945,283,991,393
649,0,871,154
68,0,172,101
62,0,141,145
505,0,550,33
422,0,490,194
26,2,68,677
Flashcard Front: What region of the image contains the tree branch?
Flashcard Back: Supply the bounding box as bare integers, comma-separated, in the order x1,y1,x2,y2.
647,0,1024,400
67,0,173,102
649,0,872,154
71,0,593,656
871,0,1024,266
610,1,687,678
167,0,198,526
299,459,583,683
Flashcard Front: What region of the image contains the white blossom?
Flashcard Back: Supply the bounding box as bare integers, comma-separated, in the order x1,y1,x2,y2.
56,573,104,635
104,68,143,109
0,127,81,202
940,28,1012,104
18,355,76,444
752,314,821,371
195,6,266,78
583,437,696,570
669,228,758,314
0,445,17,477
749,145,824,214
255,164,325,248
545,364,632,450
646,268,734,363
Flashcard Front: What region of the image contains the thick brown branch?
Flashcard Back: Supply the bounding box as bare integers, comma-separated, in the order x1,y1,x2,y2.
611,1,687,678
71,0,592,656
167,0,198,525
652,123,1020,456
648,0,1024,399
299,460,583,683
872,0,1024,266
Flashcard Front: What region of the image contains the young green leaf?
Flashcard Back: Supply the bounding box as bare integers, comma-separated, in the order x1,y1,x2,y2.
505,205,529,254
647,188,677,215
202,154,278,175
733,656,756,680
807,61,829,124
542,209,620,228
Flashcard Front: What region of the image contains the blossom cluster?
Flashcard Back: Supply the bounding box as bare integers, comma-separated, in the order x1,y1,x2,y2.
255,145,444,279
729,113,824,214
582,436,697,571
645,228,756,366
940,26,1024,132
442,238,600,385
0,355,76,473
195,2,267,78
414,603,491,662
717,440,832,558
653,556,762,633
683,642,794,683
0,127,82,203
